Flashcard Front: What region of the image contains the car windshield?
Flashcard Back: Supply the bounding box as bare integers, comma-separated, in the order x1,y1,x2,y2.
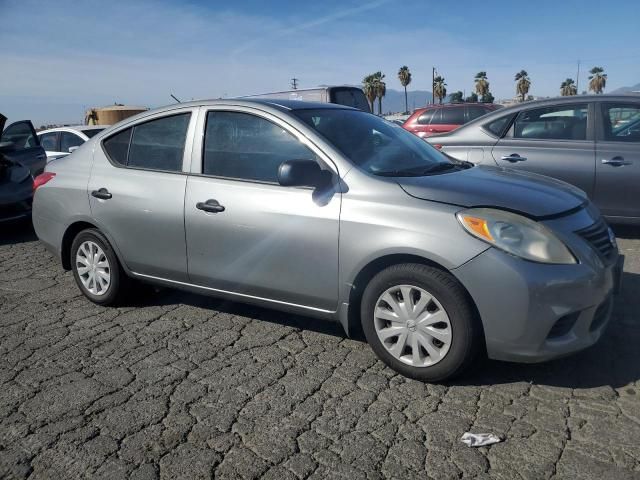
293,109,454,176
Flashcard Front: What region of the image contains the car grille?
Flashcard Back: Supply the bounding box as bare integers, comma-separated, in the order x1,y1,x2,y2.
576,219,615,260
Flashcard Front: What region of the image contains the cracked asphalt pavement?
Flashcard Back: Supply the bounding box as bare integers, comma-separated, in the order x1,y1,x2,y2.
1,222,640,479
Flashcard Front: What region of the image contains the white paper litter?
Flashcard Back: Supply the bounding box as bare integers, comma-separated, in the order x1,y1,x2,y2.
460,432,504,447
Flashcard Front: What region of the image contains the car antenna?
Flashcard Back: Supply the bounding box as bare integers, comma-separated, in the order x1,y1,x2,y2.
170,94,182,103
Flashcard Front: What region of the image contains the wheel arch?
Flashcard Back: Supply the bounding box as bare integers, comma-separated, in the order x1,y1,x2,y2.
60,220,130,274
343,253,483,343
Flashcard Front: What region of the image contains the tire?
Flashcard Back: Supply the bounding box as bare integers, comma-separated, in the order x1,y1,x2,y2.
70,228,128,306
361,263,482,382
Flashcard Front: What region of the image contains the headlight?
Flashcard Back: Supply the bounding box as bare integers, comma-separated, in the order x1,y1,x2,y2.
457,208,576,264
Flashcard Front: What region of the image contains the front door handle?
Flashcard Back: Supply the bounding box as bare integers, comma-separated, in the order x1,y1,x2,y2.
196,199,225,213
91,188,112,200
501,154,527,162
602,156,632,167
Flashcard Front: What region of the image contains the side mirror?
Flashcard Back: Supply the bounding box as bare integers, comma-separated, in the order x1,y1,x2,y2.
278,159,324,187
68,146,80,153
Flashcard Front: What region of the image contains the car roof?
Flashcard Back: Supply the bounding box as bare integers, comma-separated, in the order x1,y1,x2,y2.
38,125,109,134
493,94,640,115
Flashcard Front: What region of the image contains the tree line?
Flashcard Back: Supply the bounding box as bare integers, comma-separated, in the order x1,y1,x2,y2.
362,66,609,115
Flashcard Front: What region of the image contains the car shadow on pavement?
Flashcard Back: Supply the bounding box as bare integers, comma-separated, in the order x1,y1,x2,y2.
130,287,350,338
0,219,37,246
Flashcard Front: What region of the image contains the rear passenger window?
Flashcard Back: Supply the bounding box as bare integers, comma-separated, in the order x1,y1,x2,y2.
203,111,318,183
484,115,513,137
128,114,190,171
102,113,191,171
103,128,132,166
417,110,435,125
603,103,640,142
466,106,490,122
512,104,588,140
438,108,465,125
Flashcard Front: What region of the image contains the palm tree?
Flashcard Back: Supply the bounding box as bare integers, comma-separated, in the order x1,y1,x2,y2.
514,70,531,102
397,66,412,114
474,72,489,102
588,67,607,94
362,74,377,113
560,78,577,96
450,91,464,103
373,71,386,115
433,76,447,104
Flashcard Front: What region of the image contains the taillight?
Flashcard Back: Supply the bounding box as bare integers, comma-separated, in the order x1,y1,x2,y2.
33,172,56,192
432,144,443,150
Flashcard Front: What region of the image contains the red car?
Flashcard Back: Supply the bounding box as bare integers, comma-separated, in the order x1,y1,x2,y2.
402,103,502,138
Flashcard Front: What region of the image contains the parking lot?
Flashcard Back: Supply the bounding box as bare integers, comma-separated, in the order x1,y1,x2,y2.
0,222,639,480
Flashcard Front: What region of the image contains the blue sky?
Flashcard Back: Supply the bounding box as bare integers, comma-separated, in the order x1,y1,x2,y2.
1,0,639,125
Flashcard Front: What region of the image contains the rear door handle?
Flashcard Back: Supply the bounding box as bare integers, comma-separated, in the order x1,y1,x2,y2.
196,199,225,213
91,188,112,200
602,156,632,166
501,154,527,162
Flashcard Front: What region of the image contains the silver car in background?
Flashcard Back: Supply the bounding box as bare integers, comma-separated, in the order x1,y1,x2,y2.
32,99,622,381
426,95,640,224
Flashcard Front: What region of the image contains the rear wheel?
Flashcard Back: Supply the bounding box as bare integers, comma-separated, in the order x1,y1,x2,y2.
71,229,127,305
361,263,481,382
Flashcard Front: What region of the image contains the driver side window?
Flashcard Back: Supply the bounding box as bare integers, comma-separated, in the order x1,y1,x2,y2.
203,111,319,183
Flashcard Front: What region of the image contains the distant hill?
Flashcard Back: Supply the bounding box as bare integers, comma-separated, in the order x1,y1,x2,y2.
377,88,433,114
609,83,640,95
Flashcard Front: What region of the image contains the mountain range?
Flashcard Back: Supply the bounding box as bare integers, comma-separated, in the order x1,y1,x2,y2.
609,83,640,95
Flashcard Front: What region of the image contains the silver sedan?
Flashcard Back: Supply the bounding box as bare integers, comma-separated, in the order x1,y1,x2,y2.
426,95,640,224
32,99,621,381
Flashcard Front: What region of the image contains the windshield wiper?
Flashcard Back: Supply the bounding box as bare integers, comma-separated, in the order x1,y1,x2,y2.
373,162,458,177
421,162,457,174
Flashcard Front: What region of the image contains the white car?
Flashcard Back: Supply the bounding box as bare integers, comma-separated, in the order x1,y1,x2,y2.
37,126,108,160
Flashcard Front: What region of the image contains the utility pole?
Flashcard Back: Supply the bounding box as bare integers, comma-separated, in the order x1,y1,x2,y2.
291,78,299,90
432,67,435,104
576,60,580,94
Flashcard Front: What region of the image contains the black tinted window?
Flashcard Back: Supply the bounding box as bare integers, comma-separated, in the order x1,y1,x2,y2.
417,110,435,125
203,111,318,183
437,108,465,125
1,121,38,149
39,132,58,151
513,104,588,140
103,128,132,166
60,132,83,151
331,88,370,112
604,104,640,142
467,106,490,122
484,115,513,137
128,114,191,171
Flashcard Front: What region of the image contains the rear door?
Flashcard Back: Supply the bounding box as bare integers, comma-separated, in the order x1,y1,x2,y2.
593,101,640,219
427,107,464,135
1,120,46,176
491,102,596,197
88,109,197,281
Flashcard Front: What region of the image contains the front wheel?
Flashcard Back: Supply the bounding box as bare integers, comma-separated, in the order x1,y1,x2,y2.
70,229,127,306
361,263,482,382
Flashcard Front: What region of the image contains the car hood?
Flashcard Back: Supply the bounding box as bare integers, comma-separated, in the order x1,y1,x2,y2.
397,165,587,218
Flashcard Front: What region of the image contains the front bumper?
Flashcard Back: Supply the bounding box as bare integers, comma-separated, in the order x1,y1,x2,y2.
453,246,620,363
